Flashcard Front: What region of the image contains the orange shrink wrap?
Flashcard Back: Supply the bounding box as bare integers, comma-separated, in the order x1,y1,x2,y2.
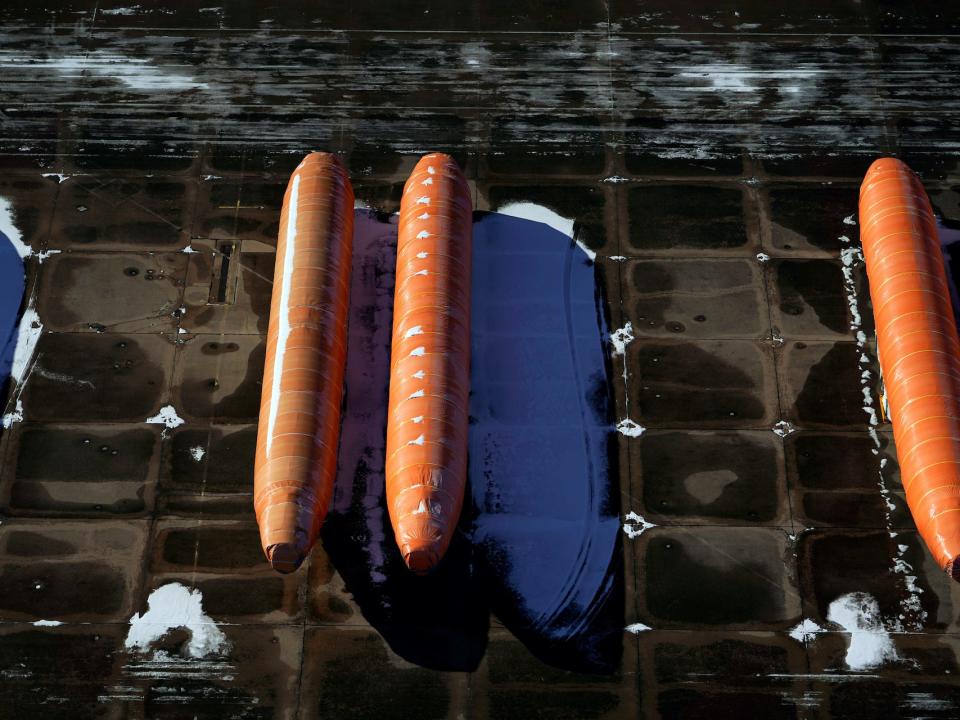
860,157,960,579
386,153,472,574
254,152,354,573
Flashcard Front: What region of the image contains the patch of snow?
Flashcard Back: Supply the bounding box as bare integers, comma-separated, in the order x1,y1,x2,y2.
678,63,822,95
10,304,42,386
40,173,70,183
610,322,634,357
772,420,796,437
789,618,823,643
189,446,205,462
756,252,771,263
125,583,228,658
827,592,899,671
495,201,575,239
616,418,645,437
1,399,23,429
32,619,63,627
843,214,857,226
603,176,630,184
35,249,61,263
146,405,185,429
622,511,656,539
608,255,627,262
99,5,141,15
181,244,199,254
23,51,210,92
625,623,652,633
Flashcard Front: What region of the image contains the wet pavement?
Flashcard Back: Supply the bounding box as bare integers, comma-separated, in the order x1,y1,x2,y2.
3,2,960,718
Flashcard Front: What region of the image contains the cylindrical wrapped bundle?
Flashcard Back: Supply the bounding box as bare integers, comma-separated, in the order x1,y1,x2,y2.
386,153,472,574
860,157,960,579
254,152,354,573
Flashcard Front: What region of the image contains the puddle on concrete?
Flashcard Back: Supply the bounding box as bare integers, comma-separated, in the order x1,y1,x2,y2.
774,259,850,336
644,529,790,626
768,186,858,254
641,431,780,522
321,209,621,673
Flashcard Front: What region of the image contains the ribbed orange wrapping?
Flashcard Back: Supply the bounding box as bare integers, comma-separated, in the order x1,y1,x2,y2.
386,153,472,574
254,152,354,573
860,157,960,579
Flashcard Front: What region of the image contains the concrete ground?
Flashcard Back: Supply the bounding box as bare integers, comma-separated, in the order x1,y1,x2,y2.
2,2,960,718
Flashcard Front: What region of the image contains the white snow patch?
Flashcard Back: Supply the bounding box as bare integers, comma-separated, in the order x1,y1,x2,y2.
2,399,23,429
603,176,630,184
125,583,228,658
409,346,425,357
789,618,823,643
416,230,430,239
99,5,141,15
408,434,425,446
22,51,210,92
756,252,771,263
41,173,70,183
616,418,645,437
679,63,822,95
32,619,63,627
10,304,42,386
416,196,430,205
622,511,656,539
145,405,185,429
772,420,796,437
189,446,205,462
609,255,627,262
35,249,61,263
181,244,199,254
827,593,900,671
403,325,424,339
625,623,652,633
496,201,574,238
610,322,634,357
843,214,857,226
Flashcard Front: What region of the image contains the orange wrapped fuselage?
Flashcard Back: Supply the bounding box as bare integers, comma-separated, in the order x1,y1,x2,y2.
860,157,960,579
386,153,472,574
254,152,354,573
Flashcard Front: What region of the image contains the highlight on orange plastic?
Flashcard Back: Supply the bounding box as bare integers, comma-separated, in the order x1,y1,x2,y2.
860,157,960,579
254,152,354,574
385,153,473,574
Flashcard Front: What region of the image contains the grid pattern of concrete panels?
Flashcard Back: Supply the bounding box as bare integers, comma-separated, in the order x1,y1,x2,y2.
2,2,960,718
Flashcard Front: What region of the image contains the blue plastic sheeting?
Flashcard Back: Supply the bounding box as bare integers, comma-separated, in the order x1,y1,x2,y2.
0,231,25,387
469,213,621,664
321,210,621,673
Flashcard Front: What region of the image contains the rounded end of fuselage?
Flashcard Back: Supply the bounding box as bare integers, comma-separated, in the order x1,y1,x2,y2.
266,541,306,574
